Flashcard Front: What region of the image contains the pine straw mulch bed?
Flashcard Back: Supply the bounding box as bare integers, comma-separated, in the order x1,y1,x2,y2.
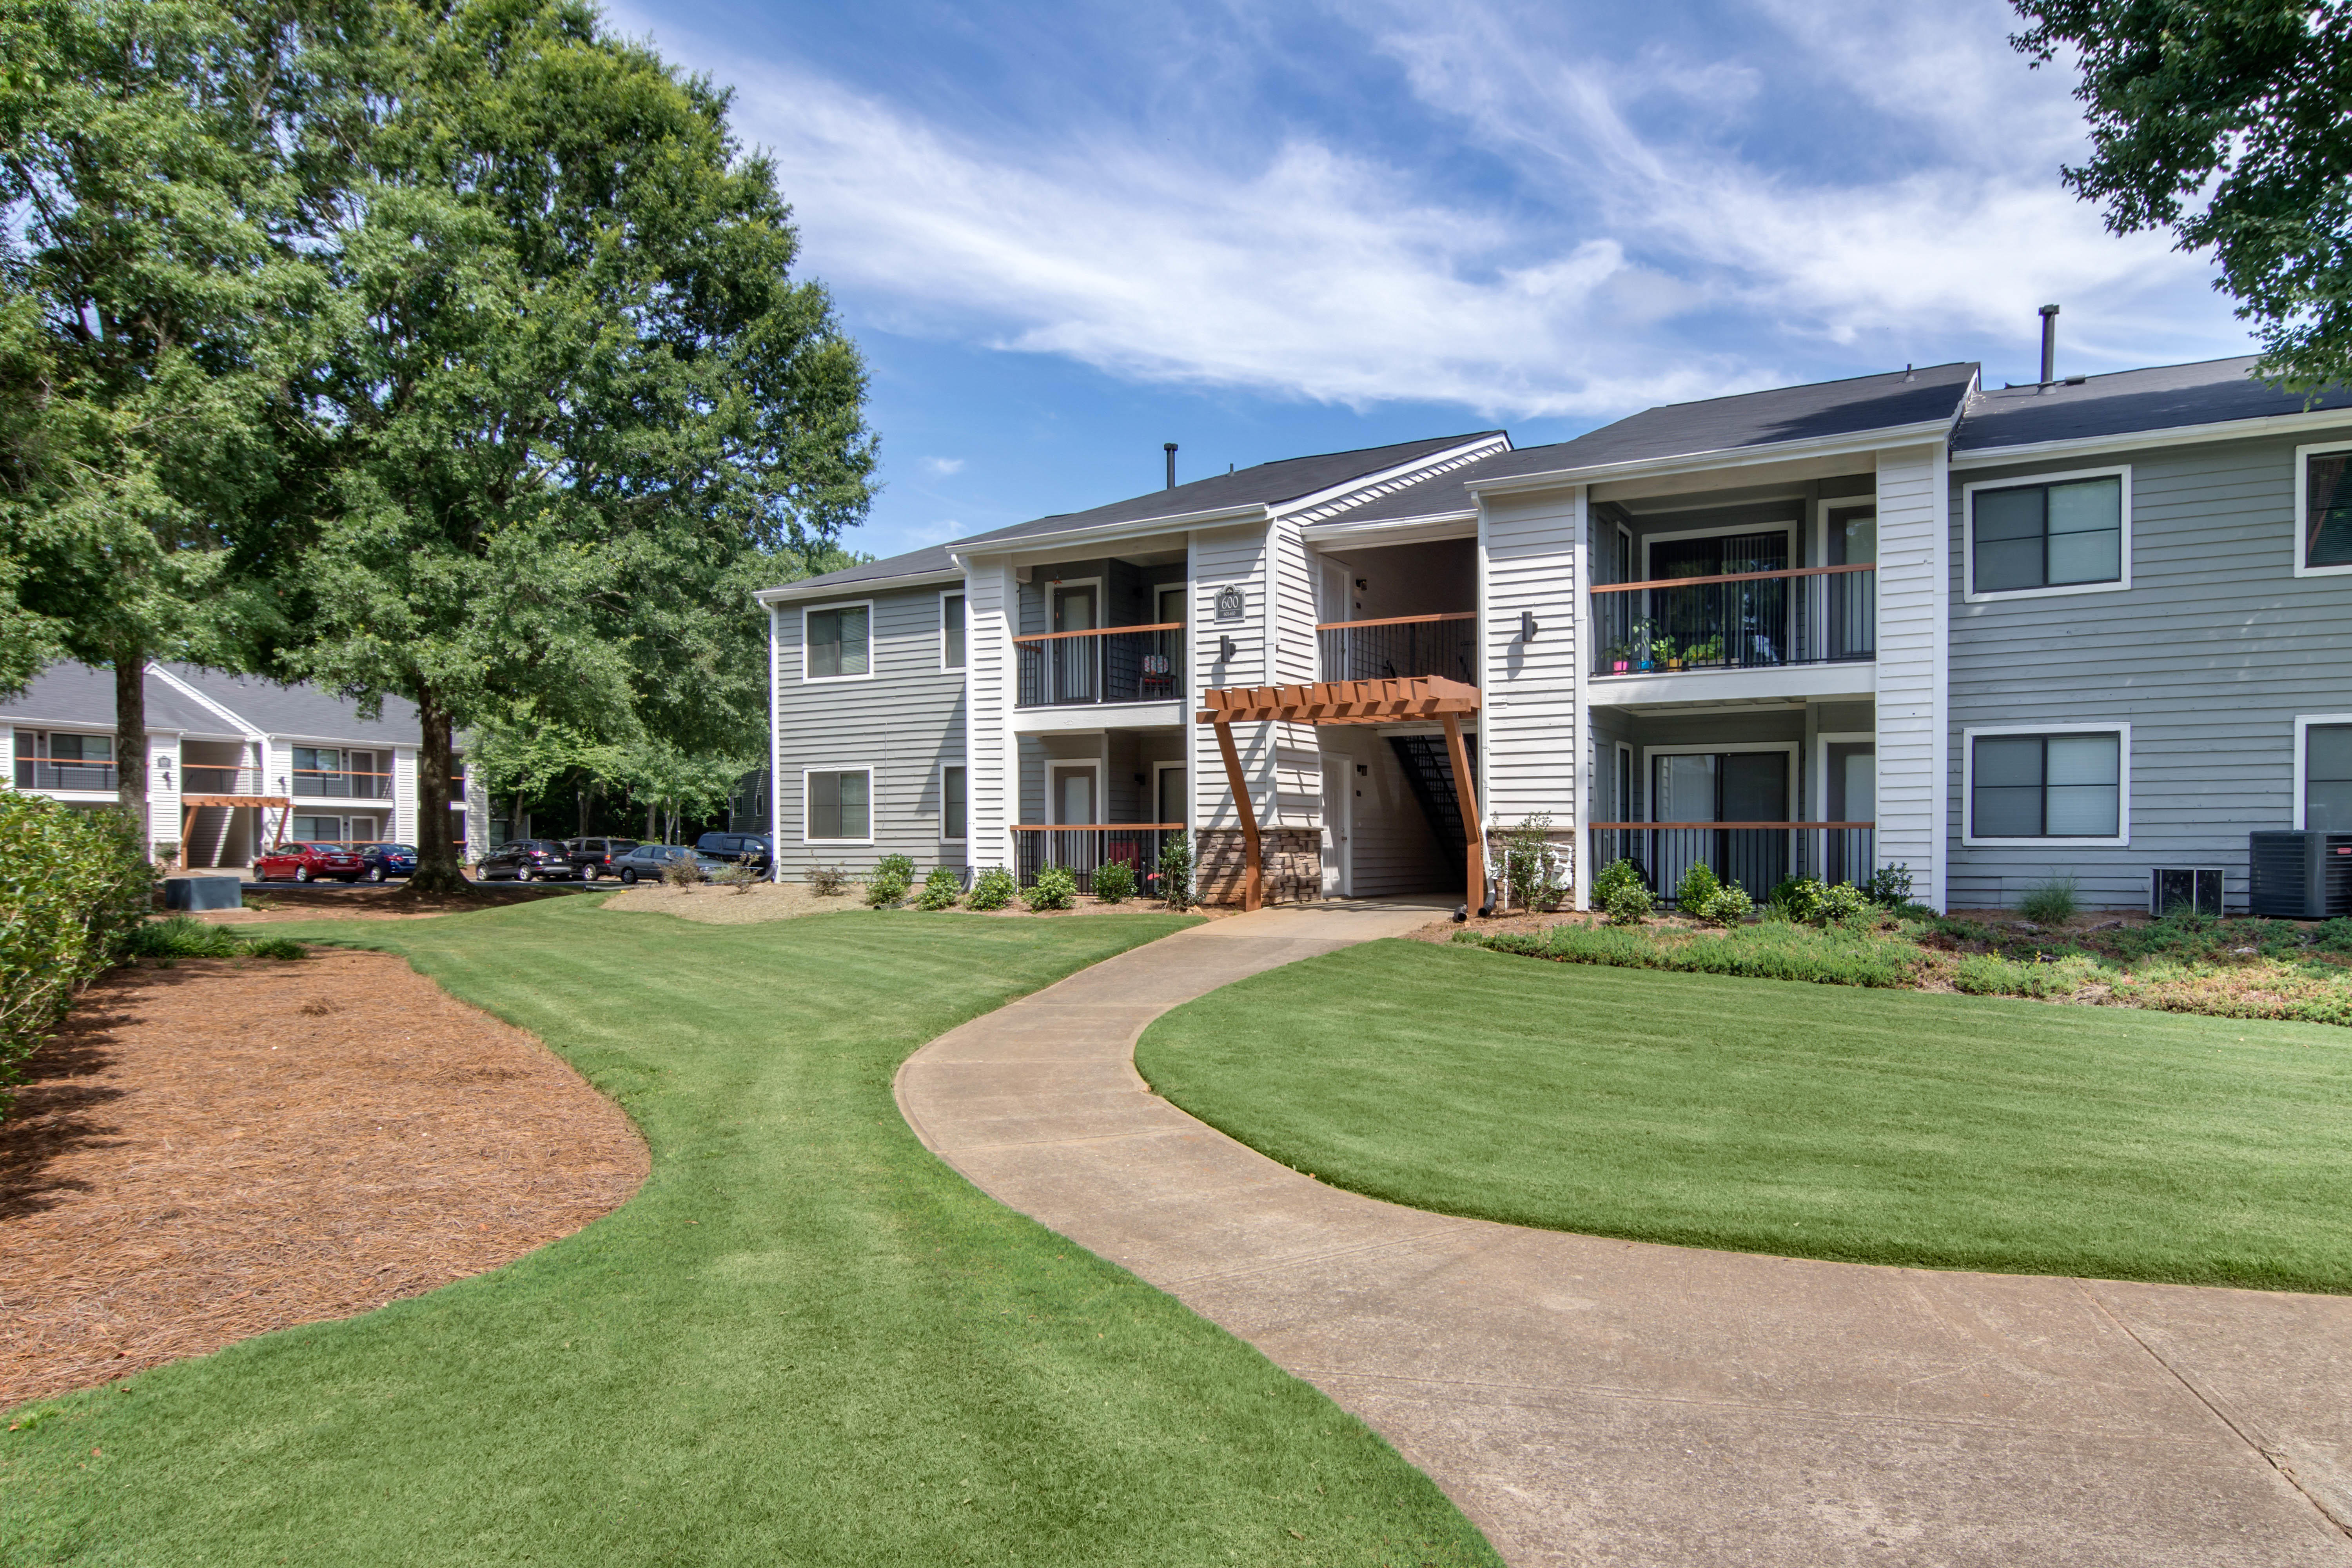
0,946,646,1410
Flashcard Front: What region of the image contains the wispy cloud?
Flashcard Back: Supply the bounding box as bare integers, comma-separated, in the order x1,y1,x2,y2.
619,0,2245,419
919,456,966,476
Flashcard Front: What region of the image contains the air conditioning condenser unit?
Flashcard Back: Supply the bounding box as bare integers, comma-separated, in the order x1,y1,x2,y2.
2248,831,2352,918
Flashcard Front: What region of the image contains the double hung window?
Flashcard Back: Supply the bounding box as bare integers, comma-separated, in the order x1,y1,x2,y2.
940,593,966,671
2305,722,2352,831
2297,448,2352,574
806,605,870,680
940,764,967,841
806,768,871,841
1968,730,2124,841
1967,473,2125,596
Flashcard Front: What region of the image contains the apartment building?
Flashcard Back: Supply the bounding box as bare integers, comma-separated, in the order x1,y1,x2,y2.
760,354,2352,913
2,662,486,866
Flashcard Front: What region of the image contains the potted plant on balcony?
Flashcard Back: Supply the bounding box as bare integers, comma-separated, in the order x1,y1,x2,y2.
1603,639,1633,674
1682,633,1724,667
1655,634,1681,671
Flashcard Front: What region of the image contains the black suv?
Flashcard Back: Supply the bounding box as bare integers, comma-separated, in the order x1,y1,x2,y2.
476,839,576,882
695,831,771,871
565,836,640,882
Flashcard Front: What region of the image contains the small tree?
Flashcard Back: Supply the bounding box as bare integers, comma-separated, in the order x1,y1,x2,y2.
1156,833,1194,910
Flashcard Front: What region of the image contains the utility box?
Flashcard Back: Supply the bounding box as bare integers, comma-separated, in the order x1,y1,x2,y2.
162,875,243,912
2150,867,2224,918
2248,832,2352,918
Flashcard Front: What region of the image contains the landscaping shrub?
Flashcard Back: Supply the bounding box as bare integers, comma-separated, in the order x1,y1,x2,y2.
661,855,701,888
1767,875,1824,922
1691,881,1755,926
1493,813,1566,911
123,916,309,965
1866,863,1914,907
1024,866,1078,912
1816,881,1871,923
966,867,1017,911
1673,861,1720,911
805,864,849,896
2018,875,2079,924
915,865,962,910
0,796,155,1115
1592,858,1651,925
1466,918,1921,987
1953,952,2100,999
865,853,915,908
1157,833,1194,909
714,862,759,895
1091,858,1137,904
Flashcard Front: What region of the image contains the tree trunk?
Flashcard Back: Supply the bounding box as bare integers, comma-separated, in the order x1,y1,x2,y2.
412,684,464,892
646,801,657,840
113,643,151,853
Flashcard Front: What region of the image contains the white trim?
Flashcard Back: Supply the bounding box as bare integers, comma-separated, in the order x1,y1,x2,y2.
1929,439,1951,912
1640,742,1801,822
1045,760,1102,826
2294,713,2352,829
1812,731,1875,824
1468,415,1963,498
2292,442,2352,577
1150,760,1185,831
1274,434,1509,520
1960,722,2132,848
1813,495,1877,572
755,567,961,606
1569,485,1591,911
1952,405,2352,469
1151,579,1187,628
800,599,877,684
1297,513,1477,548
1044,575,1104,631
939,590,967,673
952,505,1270,566
1641,519,1798,582
938,760,969,843
145,663,267,740
768,606,783,880
800,764,876,845
1960,465,2132,603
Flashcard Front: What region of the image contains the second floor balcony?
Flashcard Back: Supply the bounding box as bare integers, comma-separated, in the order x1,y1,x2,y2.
1318,612,1478,686
291,765,392,800
14,756,118,791
1591,564,1875,677
1015,623,1184,708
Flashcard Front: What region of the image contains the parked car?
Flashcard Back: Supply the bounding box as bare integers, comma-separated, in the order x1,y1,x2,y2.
695,831,772,870
254,841,366,883
475,839,578,882
609,842,731,884
564,836,640,882
356,842,418,882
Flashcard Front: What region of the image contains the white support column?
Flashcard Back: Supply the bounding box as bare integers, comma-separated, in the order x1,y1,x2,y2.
1873,442,1948,909
1568,485,1592,911
965,557,1016,870
767,605,784,880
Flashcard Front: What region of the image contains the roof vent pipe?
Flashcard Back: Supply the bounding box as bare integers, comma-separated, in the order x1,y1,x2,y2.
1164,443,1178,490
2039,303,2060,385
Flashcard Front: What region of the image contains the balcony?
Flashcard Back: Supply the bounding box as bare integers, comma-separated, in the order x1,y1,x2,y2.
1587,821,1877,902
291,767,392,800
1015,624,1183,708
1012,824,1181,894
14,757,118,791
1317,612,1478,685
183,764,267,795
1591,565,1873,677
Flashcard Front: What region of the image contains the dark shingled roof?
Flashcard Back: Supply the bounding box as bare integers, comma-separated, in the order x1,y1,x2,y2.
1953,355,2352,450
774,431,1503,594
0,663,223,734
1312,447,1518,525
162,664,421,744
1470,361,1980,484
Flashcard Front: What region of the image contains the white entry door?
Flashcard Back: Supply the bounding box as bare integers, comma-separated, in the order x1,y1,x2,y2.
1320,755,1350,897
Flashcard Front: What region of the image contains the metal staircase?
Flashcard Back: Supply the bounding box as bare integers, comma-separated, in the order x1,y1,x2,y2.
1387,736,1477,851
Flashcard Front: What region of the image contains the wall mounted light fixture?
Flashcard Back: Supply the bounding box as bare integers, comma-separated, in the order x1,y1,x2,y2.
1218,635,1238,661
1520,610,1539,641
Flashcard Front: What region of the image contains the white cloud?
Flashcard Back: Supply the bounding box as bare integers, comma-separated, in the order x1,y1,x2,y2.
920,456,966,477
615,0,2248,418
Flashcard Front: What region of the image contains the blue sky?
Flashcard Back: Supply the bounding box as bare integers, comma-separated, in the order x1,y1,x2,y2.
607,0,2252,562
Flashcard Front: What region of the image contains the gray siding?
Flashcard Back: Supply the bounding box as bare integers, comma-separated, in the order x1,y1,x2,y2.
773,585,968,881
1946,426,2352,911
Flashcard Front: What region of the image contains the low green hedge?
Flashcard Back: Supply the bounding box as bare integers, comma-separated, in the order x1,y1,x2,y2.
0,793,154,1115
1464,919,1926,988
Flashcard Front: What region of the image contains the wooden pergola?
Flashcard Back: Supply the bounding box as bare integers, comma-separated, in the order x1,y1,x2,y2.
1196,676,1482,913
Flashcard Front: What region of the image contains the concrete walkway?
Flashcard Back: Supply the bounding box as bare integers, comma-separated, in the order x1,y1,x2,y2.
895,900,2352,1566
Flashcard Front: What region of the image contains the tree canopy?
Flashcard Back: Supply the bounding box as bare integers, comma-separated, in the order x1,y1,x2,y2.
2013,0,2352,391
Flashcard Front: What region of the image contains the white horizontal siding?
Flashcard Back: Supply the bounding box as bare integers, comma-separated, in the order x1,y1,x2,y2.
1875,443,1945,904
1480,489,1579,828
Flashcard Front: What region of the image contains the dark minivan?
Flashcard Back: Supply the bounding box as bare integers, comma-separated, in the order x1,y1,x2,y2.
565,836,640,882
695,831,771,871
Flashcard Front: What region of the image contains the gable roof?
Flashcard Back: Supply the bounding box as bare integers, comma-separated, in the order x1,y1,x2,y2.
764,432,1504,597
0,663,224,735
1470,361,1980,487
1953,355,2352,452
161,665,421,744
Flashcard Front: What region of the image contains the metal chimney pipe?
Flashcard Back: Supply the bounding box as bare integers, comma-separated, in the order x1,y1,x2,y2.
1164,443,1177,490
2039,303,2060,384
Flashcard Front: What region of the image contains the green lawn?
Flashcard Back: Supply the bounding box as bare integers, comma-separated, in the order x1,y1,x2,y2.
1135,939,2352,1293
1,900,1499,1567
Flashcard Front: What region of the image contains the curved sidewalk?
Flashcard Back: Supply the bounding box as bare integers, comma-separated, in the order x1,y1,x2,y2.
895,900,2352,1566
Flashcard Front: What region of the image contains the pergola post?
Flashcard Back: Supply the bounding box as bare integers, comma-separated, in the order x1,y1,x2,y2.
1212,719,1261,912
1441,711,1483,916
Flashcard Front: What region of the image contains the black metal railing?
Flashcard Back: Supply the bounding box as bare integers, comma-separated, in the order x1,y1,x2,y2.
1590,565,1873,677
182,764,267,794
1014,624,1184,707
13,757,119,790
1012,825,1181,895
291,768,392,799
1317,612,1478,685
1586,822,1877,904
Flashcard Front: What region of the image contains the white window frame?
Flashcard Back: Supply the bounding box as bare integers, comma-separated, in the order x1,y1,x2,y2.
1613,740,1635,821
1639,521,1799,582
938,590,967,673
2292,442,2352,577
1152,580,1187,628
1639,741,1800,822
938,760,968,843
1813,495,1877,570
1961,465,2133,603
1150,759,1187,828
800,764,876,845
1812,731,1875,824
1045,760,1102,825
1961,722,2131,847
800,599,876,684
2294,713,2352,829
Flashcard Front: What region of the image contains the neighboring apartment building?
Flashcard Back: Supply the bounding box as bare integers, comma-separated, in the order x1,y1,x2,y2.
2,662,485,865
760,354,2352,913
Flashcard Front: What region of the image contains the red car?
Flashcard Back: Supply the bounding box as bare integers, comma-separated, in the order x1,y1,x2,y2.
254,841,367,884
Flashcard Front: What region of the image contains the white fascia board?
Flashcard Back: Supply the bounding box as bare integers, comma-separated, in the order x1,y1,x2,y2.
1011,701,1185,734
1950,407,2352,468
1270,435,1511,519
1298,512,1478,547
951,505,1270,567
754,568,964,606
145,662,266,739
1466,417,1962,498
267,731,412,749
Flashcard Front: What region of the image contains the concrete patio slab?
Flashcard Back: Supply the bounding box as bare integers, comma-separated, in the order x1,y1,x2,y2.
893,897,2352,1565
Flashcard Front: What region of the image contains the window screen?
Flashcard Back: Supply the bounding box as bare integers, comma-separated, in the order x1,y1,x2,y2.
941,594,965,670
806,607,869,679
2305,454,2352,568
1972,476,2123,592
2308,724,2352,830
808,769,870,840
1972,732,2121,838
942,764,967,840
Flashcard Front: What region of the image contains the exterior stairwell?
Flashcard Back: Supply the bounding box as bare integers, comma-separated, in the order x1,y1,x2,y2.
1387,735,1478,854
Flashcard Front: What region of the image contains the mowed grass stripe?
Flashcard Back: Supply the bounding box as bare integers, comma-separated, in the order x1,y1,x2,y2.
1,900,1500,1567
1135,939,2352,1292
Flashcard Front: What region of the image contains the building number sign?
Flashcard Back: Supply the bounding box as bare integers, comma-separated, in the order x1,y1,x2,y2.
1214,584,1246,620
